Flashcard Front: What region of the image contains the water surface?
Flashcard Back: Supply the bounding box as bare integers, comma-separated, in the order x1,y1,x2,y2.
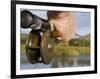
21,53,90,69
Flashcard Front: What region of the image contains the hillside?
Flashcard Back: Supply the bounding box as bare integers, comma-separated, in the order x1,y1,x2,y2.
80,34,90,40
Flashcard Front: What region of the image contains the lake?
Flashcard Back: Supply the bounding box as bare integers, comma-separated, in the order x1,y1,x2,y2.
20,53,90,70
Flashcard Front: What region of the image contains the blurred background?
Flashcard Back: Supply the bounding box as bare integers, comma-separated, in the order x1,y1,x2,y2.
20,9,91,69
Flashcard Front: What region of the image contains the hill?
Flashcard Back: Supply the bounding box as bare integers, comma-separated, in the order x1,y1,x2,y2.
80,34,90,41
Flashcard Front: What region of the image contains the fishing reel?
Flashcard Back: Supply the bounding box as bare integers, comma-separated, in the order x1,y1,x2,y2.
21,10,55,64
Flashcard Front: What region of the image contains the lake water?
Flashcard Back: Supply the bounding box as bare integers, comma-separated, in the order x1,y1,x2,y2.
20,53,90,70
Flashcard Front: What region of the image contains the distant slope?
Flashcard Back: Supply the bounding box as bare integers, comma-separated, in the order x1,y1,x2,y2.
80,34,90,40
21,33,28,39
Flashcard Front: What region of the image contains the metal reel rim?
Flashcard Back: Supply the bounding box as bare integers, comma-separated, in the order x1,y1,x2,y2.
40,29,54,64
26,30,41,64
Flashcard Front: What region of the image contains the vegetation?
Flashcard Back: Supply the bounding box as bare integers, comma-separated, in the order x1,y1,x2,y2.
21,44,26,53
69,34,90,47
20,34,27,53
53,43,90,57
20,33,90,57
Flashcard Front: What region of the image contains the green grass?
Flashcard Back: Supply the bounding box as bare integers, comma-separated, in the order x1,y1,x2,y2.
21,43,26,54
20,34,90,56
20,41,90,56
20,34,27,54
53,43,90,57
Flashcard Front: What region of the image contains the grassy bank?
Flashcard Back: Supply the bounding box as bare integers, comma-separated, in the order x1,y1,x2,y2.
20,34,90,56
21,44,26,54
53,44,90,57
21,42,90,56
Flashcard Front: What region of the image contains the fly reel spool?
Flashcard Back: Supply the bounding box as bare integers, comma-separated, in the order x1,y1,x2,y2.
26,29,55,64
21,10,55,64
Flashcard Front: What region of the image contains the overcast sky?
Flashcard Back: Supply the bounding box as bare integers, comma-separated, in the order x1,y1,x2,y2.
20,9,90,36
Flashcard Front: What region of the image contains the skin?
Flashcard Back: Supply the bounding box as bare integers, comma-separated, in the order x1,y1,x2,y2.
47,11,76,42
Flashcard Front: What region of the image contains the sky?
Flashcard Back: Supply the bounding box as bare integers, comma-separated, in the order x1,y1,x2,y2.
20,9,90,36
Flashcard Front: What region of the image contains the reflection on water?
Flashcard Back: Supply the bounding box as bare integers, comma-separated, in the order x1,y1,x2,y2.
21,54,90,69
51,56,90,68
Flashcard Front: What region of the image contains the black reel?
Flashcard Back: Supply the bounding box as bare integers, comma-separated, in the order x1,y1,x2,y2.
26,29,55,64
21,10,55,64
26,30,41,64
